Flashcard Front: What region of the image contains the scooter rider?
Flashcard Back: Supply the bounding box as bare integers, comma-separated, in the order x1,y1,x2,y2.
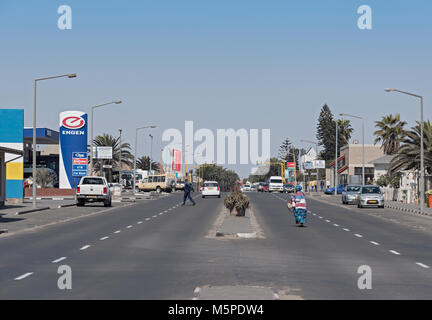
289,185,307,225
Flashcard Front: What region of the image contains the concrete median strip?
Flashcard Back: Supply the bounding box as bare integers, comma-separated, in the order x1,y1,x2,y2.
207,204,264,239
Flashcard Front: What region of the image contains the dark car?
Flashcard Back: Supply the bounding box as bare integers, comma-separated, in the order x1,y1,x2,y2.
283,183,295,193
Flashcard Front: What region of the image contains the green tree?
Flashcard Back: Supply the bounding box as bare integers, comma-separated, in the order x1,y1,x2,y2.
136,156,160,172
35,168,56,188
390,121,432,175
316,104,353,161
196,165,239,192
374,114,407,155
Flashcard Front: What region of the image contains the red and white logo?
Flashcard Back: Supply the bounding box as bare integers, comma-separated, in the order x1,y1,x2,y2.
62,116,85,130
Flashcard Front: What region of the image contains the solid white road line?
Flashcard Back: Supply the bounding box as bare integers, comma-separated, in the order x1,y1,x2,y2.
416,262,430,269
370,241,380,246
80,245,91,251
52,257,67,263
354,234,363,238
14,272,34,281
100,236,109,241
389,250,401,255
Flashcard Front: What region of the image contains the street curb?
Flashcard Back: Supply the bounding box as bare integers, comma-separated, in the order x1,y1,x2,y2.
15,206,50,215
57,203,76,208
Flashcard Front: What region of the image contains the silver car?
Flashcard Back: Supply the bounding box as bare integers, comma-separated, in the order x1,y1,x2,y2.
357,185,385,209
341,185,361,204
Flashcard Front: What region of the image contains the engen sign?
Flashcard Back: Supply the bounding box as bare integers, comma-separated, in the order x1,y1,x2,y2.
59,111,88,189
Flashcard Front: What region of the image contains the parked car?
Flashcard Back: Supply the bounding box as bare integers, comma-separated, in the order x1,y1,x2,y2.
76,176,112,207
341,185,361,204
283,183,295,193
358,185,384,208
201,181,221,198
324,184,346,195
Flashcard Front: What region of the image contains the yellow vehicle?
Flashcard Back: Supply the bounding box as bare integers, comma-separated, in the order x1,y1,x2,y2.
137,173,176,193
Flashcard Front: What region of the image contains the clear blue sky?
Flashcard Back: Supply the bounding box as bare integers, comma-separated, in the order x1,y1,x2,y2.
1,0,431,177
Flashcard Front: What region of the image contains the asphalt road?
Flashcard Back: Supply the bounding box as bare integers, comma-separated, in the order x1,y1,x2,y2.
1,191,431,299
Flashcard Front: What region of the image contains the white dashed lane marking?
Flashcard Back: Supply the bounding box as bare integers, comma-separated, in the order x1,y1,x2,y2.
127,225,133,229
354,234,363,238
80,245,91,251
145,218,151,221
370,241,380,246
137,221,143,224
100,236,109,241
389,250,401,256
52,257,67,264
416,262,430,269
114,230,121,234
343,228,350,232
14,273,34,281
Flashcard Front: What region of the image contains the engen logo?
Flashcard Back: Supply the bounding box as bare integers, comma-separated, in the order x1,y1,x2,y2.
62,116,85,130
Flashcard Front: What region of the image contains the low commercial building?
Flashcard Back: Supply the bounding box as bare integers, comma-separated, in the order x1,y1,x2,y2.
328,143,385,185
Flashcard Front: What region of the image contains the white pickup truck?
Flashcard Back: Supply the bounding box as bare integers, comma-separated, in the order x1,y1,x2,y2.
76,176,112,207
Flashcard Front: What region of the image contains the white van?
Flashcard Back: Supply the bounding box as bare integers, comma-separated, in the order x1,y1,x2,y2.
269,176,284,192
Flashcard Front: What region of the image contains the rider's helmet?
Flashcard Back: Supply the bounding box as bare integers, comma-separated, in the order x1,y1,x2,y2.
296,185,303,192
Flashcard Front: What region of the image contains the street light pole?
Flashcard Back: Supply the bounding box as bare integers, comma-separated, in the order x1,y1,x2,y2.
89,100,122,176
149,134,154,173
339,113,365,185
385,88,425,215
118,128,122,183
32,73,77,209
335,119,338,189
133,126,156,193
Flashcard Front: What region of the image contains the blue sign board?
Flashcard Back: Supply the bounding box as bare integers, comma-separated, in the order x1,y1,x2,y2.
72,152,88,177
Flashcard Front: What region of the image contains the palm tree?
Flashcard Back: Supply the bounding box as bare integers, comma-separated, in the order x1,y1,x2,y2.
374,114,407,155
136,156,160,172
389,121,432,175
92,134,133,174
337,119,354,147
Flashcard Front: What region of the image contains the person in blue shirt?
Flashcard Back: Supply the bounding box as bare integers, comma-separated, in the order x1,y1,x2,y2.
182,178,196,206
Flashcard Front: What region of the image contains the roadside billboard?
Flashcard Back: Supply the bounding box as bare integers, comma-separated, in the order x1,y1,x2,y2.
172,149,182,172
59,111,88,189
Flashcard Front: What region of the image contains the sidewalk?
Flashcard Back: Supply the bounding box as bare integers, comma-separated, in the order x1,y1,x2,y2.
0,199,76,216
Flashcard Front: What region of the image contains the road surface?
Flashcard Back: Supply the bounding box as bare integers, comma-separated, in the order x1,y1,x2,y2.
1,192,431,299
